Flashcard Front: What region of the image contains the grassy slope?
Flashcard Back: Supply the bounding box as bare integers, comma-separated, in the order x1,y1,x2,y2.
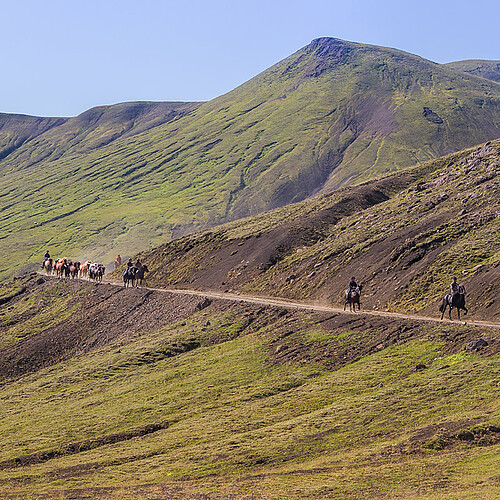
0,276,498,499
138,139,500,322
2,38,500,279
446,60,500,83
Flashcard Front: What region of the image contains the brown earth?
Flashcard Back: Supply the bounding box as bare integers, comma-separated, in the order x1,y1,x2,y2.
1,274,499,500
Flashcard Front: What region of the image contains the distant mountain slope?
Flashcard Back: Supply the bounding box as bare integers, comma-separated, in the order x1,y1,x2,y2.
2,37,500,277
0,113,67,161
139,139,500,321
446,59,500,82
0,101,200,169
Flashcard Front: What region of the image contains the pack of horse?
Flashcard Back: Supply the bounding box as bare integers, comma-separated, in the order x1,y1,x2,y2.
43,258,105,281
122,264,148,287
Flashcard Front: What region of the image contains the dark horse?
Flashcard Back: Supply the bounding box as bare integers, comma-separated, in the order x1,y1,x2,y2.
122,267,137,287
134,264,148,287
439,286,468,320
344,285,363,312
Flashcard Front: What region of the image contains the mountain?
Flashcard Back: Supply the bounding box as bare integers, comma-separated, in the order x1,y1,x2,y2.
446,59,500,82
138,138,500,322
1,140,500,499
2,37,500,278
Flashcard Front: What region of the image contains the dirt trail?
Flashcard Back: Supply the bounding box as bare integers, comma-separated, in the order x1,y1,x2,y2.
102,278,500,330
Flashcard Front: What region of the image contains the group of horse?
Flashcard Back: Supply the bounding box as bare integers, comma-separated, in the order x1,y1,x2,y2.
122,263,149,287
43,254,467,319
43,258,105,281
344,283,467,320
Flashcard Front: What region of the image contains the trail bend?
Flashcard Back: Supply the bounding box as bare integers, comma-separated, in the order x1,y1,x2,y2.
100,277,500,330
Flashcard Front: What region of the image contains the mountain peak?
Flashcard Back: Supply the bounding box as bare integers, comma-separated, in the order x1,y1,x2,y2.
305,37,352,59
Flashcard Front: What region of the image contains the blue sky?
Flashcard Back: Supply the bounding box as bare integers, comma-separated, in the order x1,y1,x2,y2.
2,0,499,117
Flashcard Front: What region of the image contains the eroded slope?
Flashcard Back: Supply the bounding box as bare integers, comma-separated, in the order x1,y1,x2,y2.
139,140,500,321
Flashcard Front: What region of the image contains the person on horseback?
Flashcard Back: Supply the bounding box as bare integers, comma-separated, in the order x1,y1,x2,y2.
42,250,50,269
440,277,468,320
450,276,461,297
116,255,122,265
127,258,133,268
346,277,358,300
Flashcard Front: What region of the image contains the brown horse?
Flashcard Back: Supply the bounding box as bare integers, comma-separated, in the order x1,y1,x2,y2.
134,264,148,287
79,261,91,279
54,258,67,278
69,261,80,279
344,285,362,312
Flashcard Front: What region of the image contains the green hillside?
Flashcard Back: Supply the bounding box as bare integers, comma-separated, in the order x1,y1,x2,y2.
447,60,500,83
0,275,498,499
2,38,500,278
1,139,500,499
139,139,500,322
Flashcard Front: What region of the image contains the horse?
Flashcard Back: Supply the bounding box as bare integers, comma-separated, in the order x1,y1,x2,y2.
96,264,105,281
89,263,105,281
54,258,67,278
69,261,80,279
122,267,137,287
79,261,91,279
134,264,148,287
439,286,468,320
43,258,53,275
344,285,362,312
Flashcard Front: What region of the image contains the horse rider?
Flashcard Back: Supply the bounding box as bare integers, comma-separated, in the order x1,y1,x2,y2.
116,254,122,266
127,258,133,268
135,258,142,269
450,276,465,297
42,250,50,268
346,276,358,300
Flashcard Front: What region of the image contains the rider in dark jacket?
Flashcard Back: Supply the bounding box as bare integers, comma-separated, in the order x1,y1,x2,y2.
42,250,50,269
450,277,460,296
346,277,358,299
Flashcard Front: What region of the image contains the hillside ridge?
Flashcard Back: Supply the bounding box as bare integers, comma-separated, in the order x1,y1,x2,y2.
2,37,500,279
136,138,500,322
